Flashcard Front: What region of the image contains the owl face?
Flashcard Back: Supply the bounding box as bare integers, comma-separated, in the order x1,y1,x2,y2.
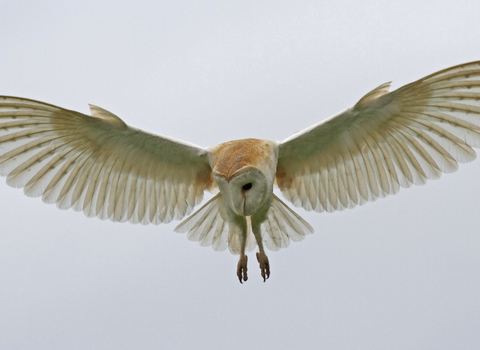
207,138,279,217
213,166,269,216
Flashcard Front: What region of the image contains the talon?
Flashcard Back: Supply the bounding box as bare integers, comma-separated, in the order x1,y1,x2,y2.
256,252,270,282
237,255,248,284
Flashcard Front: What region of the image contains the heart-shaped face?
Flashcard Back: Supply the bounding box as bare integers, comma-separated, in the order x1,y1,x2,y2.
214,166,269,216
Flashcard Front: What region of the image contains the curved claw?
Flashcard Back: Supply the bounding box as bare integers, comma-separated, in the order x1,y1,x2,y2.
256,252,270,282
237,255,248,284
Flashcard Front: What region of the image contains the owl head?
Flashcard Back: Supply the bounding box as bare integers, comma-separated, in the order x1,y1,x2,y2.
213,166,268,216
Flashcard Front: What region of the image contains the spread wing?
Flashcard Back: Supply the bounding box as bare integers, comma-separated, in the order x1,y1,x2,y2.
277,61,480,212
0,96,214,224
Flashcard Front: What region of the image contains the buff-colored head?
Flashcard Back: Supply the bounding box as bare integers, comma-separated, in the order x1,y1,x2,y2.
213,165,268,216
208,138,278,217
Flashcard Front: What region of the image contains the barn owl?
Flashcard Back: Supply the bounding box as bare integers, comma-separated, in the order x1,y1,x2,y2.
1,61,480,283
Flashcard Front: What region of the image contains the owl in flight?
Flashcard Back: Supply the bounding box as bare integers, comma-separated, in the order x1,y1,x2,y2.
1,61,480,283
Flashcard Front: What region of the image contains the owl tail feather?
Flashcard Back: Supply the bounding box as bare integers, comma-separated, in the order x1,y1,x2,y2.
175,193,314,253
174,193,230,251
260,194,314,251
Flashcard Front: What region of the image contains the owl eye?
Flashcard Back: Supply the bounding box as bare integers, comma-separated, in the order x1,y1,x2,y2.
242,183,252,191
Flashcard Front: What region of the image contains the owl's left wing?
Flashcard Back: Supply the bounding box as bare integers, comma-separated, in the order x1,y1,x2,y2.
277,61,480,212
0,96,214,224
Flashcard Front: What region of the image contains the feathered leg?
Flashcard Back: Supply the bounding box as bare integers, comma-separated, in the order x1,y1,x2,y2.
233,218,248,283
252,223,270,282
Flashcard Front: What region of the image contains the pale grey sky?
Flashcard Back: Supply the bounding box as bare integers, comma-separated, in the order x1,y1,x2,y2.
1,1,480,349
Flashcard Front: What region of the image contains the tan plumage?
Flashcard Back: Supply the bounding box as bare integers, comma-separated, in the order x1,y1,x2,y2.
1,61,480,282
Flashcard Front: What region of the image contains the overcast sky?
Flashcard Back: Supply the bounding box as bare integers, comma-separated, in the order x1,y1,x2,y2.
1,1,480,349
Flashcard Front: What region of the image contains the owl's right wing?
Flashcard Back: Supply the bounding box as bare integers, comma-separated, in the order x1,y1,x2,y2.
277,61,480,213
0,96,214,224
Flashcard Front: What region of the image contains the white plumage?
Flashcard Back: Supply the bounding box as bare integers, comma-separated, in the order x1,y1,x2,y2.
1,61,480,282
